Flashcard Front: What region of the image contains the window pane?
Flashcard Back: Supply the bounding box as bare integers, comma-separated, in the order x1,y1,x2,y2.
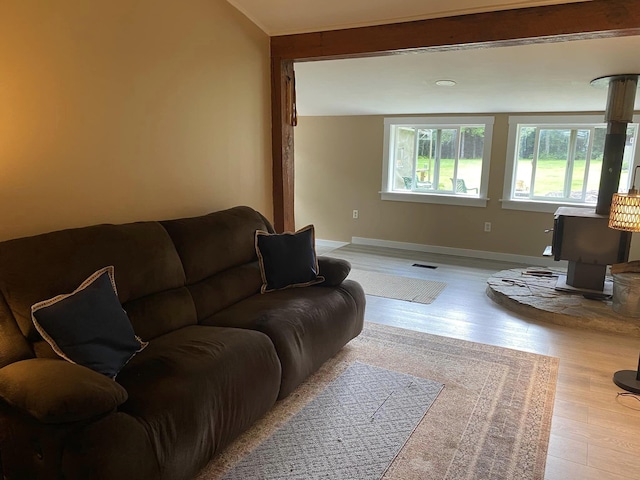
533,129,569,198
514,127,535,197
416,129,436,189
586,126,637,195
586,127,605,195
457,127,483,194
620,125,639,192
392,126,415,191
570,129,590,201
435,129,458,191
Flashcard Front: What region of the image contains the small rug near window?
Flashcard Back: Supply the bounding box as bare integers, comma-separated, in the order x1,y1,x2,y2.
197,322,558,480
347,269,446,304
221,362,443,479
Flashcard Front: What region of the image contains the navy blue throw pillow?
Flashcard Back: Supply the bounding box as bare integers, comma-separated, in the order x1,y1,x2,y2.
255,225,325,293
31,266,147,378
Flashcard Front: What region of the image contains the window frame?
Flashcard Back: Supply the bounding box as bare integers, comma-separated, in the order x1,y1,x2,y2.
381,116,494,207
502,114,640,213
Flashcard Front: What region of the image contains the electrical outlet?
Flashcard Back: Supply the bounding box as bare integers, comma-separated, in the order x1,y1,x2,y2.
353,209,359,219
484,222,491,232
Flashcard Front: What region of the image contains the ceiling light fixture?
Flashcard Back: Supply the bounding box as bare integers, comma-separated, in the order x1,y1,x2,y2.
435,80,456,87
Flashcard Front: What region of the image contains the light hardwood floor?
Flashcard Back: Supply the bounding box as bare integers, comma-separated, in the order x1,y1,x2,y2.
320,244,640,480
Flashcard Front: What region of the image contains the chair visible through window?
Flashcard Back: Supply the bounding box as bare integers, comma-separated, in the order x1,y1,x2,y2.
403,176,433,190
451,178,478,194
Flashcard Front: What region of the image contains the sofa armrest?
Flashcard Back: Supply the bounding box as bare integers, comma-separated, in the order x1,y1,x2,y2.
317,256,351,287
0,358,128,424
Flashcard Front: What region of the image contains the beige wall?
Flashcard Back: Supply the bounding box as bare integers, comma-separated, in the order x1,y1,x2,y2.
0,0,271,241
295,115,640,259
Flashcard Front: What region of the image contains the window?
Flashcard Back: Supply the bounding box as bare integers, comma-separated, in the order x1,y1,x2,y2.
503,115,640,212
381,116,494,207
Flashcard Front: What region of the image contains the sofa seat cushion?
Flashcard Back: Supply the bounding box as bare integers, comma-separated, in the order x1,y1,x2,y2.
202,285,364,399
114,325,281,479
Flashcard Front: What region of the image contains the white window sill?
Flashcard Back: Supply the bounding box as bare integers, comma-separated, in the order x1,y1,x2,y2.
500,199,596,213
381,191,488,207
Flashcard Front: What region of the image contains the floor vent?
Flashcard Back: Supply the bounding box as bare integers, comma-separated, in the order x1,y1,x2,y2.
412,263,438,269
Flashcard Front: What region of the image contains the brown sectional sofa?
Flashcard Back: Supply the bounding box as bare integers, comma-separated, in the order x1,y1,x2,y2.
0,206,365,479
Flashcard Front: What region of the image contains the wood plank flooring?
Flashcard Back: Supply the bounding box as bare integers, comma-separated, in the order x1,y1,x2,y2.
319,244,640,480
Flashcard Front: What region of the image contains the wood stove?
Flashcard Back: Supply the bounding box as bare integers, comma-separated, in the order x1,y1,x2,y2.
552,206,630,293
550,74,638,294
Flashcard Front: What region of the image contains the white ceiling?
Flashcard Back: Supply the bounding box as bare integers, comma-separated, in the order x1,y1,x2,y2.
294,37,640,116
228,0,587,36
227,0,640,116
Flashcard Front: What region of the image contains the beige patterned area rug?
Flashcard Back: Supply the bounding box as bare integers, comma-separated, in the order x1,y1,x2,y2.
196,322,558,480
347,269,447,304
222,362,443,479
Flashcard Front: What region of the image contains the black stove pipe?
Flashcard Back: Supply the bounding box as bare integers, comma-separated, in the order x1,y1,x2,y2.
594,74,639,215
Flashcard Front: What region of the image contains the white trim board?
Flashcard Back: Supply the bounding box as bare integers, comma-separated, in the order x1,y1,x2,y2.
351,236,568,269
317,239,350,249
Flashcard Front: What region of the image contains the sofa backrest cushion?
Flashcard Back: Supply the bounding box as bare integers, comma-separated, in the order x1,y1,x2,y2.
0,222,189,349
161,207,273,319
123,287,196,341
161,206,273,284
187,262,263,322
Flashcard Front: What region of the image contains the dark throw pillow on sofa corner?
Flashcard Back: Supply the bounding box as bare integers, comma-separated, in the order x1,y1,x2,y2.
255,225,325,293
31,266,148,379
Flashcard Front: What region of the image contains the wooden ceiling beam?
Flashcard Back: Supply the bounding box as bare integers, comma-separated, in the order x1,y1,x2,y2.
272,0,640,61
270,0,640,232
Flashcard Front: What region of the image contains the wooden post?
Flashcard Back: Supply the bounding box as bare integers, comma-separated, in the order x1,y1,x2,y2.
271,57,295,232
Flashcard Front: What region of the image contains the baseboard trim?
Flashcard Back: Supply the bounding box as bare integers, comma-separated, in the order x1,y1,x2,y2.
317,239,350,249
351,236,567,268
